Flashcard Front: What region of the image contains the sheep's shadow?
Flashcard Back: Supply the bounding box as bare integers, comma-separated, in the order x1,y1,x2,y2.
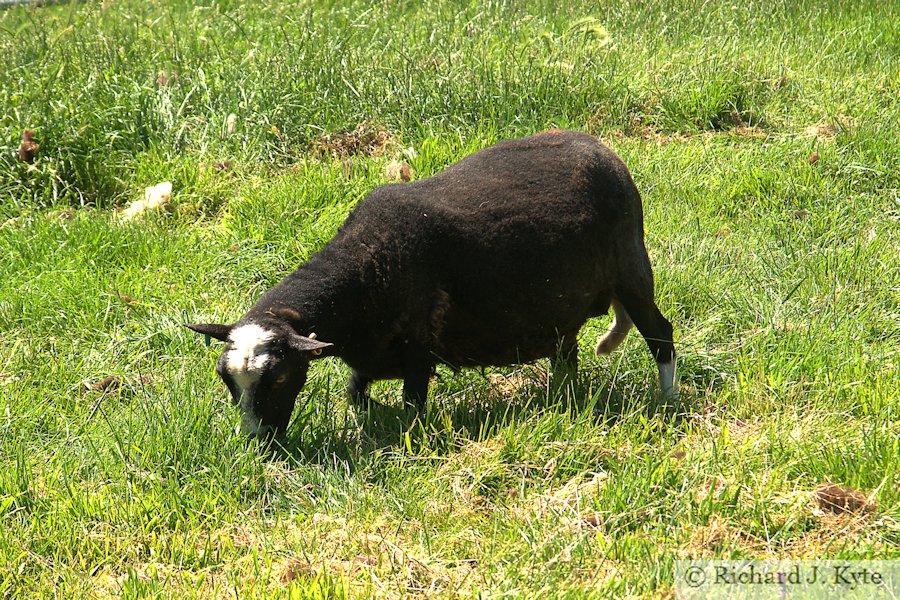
271,364,687,467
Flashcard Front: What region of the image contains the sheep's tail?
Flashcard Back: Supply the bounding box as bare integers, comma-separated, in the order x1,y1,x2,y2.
594,299,632,355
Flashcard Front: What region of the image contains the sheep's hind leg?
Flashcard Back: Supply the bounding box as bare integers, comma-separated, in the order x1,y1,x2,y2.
617,292,678,401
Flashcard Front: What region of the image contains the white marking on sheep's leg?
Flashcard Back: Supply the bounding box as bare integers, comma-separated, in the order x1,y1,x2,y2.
657,359,678,400
595,300,633,355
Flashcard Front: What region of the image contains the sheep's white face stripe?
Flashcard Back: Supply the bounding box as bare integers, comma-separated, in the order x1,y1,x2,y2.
225,324,275,405
657,359,678,400
226,324,274,376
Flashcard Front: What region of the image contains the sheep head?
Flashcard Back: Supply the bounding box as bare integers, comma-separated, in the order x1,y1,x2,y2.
186,320,332,439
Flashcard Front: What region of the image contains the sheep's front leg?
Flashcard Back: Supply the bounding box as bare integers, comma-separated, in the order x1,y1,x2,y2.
402,374,430,412
402,343,431,411
348,370,377,410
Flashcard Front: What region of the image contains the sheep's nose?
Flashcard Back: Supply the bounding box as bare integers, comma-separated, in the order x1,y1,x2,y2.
247,425,278,444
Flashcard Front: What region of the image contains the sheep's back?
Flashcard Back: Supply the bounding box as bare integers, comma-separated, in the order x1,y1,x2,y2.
332,130,645,367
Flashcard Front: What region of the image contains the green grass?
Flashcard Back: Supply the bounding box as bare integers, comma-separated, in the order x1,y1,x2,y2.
1,0,898,597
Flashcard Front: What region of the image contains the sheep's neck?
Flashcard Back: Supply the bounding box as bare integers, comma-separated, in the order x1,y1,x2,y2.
248,248,369,345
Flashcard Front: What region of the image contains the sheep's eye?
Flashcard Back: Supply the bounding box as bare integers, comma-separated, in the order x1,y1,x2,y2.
274,374,289,385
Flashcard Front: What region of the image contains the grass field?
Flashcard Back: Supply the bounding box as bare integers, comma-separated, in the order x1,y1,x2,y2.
1,0,898,597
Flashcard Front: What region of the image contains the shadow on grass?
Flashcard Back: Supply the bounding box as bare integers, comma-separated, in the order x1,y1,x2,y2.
270,364,694,467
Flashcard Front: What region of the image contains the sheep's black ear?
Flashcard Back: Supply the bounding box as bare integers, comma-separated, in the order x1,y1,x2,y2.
287,332,333,356
185,323,233,342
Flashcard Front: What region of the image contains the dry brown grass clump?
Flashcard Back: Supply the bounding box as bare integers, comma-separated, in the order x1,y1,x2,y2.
312,122,395,159
384,160,414,181
803,116,855,141
487,366,546,398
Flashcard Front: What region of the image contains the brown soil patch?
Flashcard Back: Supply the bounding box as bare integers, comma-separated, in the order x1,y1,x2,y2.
79,376,121,395
580,513,603,528
784,505,888,558
117,293,139,306
200,160,235,175
813,484,875,515
280,557,316,583
156,71,177,87
18,129,38,164
79,374,152,396
92,376,120,393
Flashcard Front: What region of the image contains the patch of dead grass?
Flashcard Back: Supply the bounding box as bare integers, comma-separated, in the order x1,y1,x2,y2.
803,116,855,141
513,471,611,535
693,476,729,505
544,471,609,514
680,484,888,559
91,563,230,599
311,122,395,159
607,125,692,146
275,541,477,598
730,125,766,138
487,365,546,398
46,208,75,221
383,160,414,181
680,518,766,558
784,513,886,558
266,513,480,598
602,112,765,144
435,439,505,518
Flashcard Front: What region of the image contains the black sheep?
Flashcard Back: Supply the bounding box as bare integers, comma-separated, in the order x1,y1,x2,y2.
188,130,677,437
